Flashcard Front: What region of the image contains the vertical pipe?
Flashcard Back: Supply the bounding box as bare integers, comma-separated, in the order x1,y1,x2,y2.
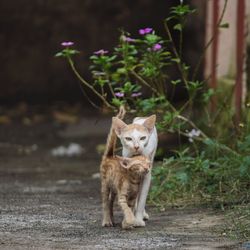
235,0,245,122
210,0,219,111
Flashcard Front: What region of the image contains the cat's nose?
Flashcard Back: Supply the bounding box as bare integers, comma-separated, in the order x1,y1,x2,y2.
134,146,139,151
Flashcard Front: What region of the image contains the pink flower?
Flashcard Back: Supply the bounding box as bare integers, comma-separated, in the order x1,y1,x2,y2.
123,36,136,42
152,43,162,51
131,92,142,97
94,49,109,56
61,41,74,47
115,92,124,98
139,28,153,35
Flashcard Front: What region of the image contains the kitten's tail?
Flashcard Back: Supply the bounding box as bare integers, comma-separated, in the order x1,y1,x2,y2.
104,105,126,158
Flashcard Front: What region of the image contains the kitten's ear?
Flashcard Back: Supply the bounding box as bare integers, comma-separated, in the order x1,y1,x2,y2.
116,155,131,169
143,115,156,133
112,117,127,137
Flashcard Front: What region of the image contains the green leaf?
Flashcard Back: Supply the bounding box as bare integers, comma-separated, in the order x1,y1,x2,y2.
219,22,229,28
204,138,215,146
187,81,203,93
112,98,124,107
171,58,181,64
55,52,63,57
96,79,108,87
90,55,98,60
116,68,127,74
171,79,181,85
202,88,215,103
68,49,80,55
173,23,183,31
176,172,188,184
238,135,250,152
144,34,160,44
239,156,250,176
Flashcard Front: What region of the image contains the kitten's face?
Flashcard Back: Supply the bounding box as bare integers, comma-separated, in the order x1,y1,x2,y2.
129,156,151,176
117,155,151,176
113,115,156,155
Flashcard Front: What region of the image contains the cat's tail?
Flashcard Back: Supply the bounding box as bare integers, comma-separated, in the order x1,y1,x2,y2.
104,105,126,158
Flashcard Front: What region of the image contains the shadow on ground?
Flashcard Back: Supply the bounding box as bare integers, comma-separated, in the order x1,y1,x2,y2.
0,112,242,249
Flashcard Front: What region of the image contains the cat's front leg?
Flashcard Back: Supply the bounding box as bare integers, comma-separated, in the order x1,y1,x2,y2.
134,171,152,227
143,210,149,221
134,200,149,220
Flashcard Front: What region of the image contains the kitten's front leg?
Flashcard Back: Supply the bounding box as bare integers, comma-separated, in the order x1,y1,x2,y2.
118,191,135,229
134,171,151,227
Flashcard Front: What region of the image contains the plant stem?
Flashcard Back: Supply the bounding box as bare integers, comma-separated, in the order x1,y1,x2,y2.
68,57,115,110
163,20,189,90
131,69,178,113
176,115,240,156
130,69,160,96
176,115,208,138
107,82,116,98
179,20,183,60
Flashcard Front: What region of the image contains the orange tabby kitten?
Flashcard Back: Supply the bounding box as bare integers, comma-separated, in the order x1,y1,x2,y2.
100,107,151,229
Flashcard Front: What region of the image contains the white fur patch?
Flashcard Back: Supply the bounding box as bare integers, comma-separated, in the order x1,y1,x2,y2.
131,129,144,138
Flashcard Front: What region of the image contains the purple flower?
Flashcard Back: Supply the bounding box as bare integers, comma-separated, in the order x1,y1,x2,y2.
115,92,124,98
139,28,153,35
152,43,162,51
131,92,142,97
123,36,136,42
94,49,109,56
61,41,74,47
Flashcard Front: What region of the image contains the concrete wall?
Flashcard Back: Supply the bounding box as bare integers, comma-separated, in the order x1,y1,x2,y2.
0,0,205,104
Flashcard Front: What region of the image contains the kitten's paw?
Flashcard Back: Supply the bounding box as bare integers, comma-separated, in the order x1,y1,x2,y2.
102,218,114,227
122,219,134,230
143,211,149,221
133,218,146,227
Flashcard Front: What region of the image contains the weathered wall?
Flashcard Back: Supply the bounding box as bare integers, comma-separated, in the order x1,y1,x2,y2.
0,0,205,104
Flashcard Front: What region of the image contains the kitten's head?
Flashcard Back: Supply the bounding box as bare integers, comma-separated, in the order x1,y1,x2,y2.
113,115,156,155
116,155,151,176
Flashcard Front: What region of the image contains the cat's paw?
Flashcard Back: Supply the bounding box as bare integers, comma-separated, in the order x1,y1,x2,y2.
133,218,146,227
102,218,114,227
143,211,149,221
122,219,134,230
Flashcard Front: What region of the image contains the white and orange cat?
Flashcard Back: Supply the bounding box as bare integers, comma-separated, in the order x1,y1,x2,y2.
100,107,151,229
113,114,157,227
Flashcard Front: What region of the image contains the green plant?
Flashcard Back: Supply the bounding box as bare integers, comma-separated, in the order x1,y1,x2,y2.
56,0,250,211
223,204,250,240
149,134,250,207
55,1,231,139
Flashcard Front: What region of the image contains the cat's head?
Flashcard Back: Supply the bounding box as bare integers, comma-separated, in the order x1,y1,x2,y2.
116,155,151,176
113,115,156,155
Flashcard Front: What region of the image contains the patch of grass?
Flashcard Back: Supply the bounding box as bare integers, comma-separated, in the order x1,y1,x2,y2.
149,134,250,208
222,204,250,240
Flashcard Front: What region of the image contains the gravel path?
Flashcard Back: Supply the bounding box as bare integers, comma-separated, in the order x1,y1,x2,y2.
0,117,241,249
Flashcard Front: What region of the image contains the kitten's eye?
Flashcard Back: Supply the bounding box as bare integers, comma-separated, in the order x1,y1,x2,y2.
140,136,146,140
125,137,132,141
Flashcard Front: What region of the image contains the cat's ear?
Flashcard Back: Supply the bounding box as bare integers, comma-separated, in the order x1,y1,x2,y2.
143,115,156,133
116,155,131,169
112,117,127,137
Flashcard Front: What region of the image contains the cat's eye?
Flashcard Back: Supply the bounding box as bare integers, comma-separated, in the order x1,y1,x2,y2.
125,137,132,141
140,136,146,140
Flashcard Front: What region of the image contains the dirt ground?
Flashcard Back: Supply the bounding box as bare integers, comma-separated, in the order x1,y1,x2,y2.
0,111,243,249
